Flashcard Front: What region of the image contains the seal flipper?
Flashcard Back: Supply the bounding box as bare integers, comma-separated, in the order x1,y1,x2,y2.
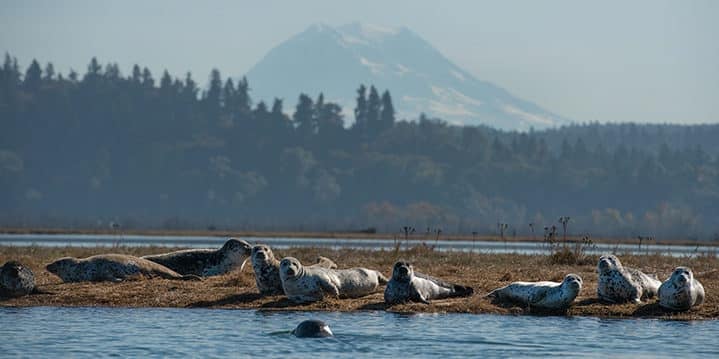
411,285,430,304
377,271,389,285
318,278,340,298
179,274,203,281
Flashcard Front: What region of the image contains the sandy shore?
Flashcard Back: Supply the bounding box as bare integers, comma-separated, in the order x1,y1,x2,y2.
1,245,717,320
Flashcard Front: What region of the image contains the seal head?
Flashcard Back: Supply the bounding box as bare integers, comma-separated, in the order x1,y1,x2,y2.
292,320,333,338
1,261,37,298
658,266,705,311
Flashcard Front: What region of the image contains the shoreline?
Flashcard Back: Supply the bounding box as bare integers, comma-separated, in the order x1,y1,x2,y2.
1,246,717,320
1,227,717,247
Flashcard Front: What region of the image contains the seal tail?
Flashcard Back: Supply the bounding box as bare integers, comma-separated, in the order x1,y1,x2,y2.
484,288,499,300
449,284,474,298
377,272,389,285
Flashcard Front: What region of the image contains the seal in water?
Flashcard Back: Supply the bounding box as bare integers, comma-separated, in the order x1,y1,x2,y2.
486,273,583,311
142,238,252,276
279,256,388,303
658,266,705,311
0,261,37,298
251,245,337,296
46,254,202,282
384,261,474,304
292,319,334,338
597,254,659,303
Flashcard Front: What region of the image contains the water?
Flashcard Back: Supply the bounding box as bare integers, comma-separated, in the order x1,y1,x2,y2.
1,233,716,256
0,307,715,358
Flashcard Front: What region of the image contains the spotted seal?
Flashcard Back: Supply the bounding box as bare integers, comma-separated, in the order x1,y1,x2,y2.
251,245,336,296
141,238,252,276
0,261,37,298
384,261,474,304
658,266,705,311
486,274,583,310
292,319,334,338
279,257,388,303
597,254,659,303
46,254,202,282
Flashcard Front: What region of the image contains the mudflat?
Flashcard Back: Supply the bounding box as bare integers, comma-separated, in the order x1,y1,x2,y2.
1,245,717,320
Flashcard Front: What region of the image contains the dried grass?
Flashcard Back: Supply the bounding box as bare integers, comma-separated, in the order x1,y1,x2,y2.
1,245,717,320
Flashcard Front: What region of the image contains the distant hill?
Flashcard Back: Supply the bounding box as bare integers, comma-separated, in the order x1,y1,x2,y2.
245,23,569,131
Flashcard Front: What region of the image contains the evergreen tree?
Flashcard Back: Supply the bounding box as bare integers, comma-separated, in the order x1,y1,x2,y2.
380,90,395,132
293,93,315,136
366,85,381,133
131,65,142,84
205,68,222,108
236,76,251,114
43,62,55,81
352,84,367,132
23,59,42,91
141,67,154,88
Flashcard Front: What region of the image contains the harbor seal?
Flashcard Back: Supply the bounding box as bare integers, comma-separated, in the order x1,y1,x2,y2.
251,245,337,296
292,319,334,338
279,257,388,303
384,261,474,304
486,274,583,311
0,261,37,298
658,267,705,311
597,254,659,303
141,238,252,276
46,254,202,283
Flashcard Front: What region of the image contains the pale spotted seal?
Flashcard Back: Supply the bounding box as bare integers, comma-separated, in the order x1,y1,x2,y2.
658,266,705,311
292,319,334,338
46,254,202,282
597,254,659,303
251,245,337,296
0,261,37,298
384,261,474,304
141,238,252,276
279,257,388,303
486,273,583,311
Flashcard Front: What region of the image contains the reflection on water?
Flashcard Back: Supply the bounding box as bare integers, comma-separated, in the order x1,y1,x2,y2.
0,307,716,358
0,233,716,256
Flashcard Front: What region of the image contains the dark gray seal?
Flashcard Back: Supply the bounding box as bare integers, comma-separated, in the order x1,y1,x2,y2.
292,319,334,338
384,261,474,305
141,238,252,276
658,266,705,311
251,244,337,296
0,261,37,298
46,254,202,282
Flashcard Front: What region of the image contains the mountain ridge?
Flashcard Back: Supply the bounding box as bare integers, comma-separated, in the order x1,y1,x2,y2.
245,23,569,130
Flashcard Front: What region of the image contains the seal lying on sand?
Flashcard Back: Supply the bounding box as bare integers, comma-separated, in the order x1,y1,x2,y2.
384,261,474,304
292,319,334,338
251,245,337,296
142,238,252,276
659,267,705,311
486,274,583,311
279,257,387,303
0,261,37,298
597,254,660,303
46,254,202,282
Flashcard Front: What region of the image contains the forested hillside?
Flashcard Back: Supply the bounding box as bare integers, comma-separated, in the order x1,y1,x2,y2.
1,55,717,240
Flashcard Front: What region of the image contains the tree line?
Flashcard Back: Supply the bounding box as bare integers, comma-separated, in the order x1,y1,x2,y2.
1,54,718,240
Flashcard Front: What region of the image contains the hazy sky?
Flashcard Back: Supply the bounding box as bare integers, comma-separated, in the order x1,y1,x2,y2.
2,0,717,124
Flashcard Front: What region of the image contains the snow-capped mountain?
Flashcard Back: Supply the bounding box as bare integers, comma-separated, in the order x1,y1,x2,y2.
245,23,568,130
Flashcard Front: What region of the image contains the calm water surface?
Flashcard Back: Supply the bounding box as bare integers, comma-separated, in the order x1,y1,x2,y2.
1,233,715,256
0,307,716,358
